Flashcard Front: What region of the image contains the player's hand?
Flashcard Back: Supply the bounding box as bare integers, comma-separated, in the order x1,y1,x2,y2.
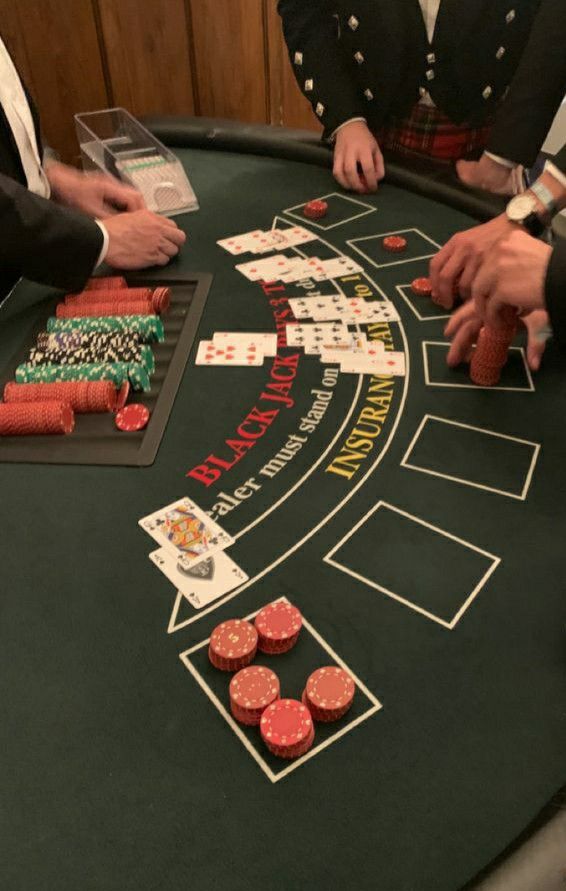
445,288,550,372
104,210,186,269
46,162,145,218
471,229,552,325
430,214,517,307
333,121,384,194
456,154,520,196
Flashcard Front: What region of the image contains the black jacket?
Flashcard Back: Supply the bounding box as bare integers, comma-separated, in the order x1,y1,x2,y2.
278,0,542,139
487,0,566,166
0,80,102,300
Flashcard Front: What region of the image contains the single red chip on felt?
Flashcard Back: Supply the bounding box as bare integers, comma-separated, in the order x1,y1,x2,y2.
254,601,302,654
383,235,407,253
303,199,328,220
208,619,258,671
229,665,280,725
260,699,314,759
411,277,433,296
115,403,150,432
303,666,355,723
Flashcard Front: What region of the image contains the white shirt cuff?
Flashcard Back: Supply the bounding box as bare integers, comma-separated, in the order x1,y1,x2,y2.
484,151,516,169
94,220,109,269
329,117,367,142
544,160,566,191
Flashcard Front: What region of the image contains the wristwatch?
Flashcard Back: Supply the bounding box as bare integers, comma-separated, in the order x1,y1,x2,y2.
506,193,546,238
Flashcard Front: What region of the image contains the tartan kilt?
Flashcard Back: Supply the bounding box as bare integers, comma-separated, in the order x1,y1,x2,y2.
378,103,494,162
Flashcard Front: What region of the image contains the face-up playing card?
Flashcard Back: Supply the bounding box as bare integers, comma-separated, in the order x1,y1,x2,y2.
196,340,264,366
286,321,350,354
149,547,248,609
310,295,352,321
139,497,235,569
217,230,266,255
212,332,277,356
320,333,368,363
342,299,400,324
340,349,405,376
273,226,317,249
279,256,326,283
317,257,364,279
235,254,293,281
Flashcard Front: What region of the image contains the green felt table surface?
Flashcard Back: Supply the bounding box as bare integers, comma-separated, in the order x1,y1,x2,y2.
1,143,566,891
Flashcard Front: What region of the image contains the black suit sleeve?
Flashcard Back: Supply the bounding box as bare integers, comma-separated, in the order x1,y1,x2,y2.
545,237,566,348
277,0,367,137
0,172,103,292
486,0,566,167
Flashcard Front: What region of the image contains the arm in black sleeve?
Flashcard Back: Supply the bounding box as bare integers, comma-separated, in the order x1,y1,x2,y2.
0,171,103,292
486,0,566,167
277,0,367,137
544,237,566,348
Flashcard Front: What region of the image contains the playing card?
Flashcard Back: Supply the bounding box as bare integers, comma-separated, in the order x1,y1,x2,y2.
320,333,369,362
340,349,405,376
149,547,248,609
235,255,293,281
139,497,235,568
217,230,265,255
317,257,364,279
279,256,326,283
212,332,277,356
273,225,317,248
309,295,351,321
196,340,264,366
249,230,288,254
289,297,316,320
342,299,400,324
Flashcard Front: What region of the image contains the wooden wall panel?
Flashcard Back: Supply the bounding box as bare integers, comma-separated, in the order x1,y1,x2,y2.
265,0,321,133
0,0,109,164
189,0,267,123
96,0,195,117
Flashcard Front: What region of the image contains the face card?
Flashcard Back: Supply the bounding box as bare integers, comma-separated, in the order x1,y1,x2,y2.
139,497,235,568
212,332,277,356
217,230,265,255
149,547,248,609
196,340,264,366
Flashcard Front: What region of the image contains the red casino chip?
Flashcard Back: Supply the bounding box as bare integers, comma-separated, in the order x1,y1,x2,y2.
0,400,74,436
65,287,153,306
4,380,115,414
303,666,355,723
229,665,280,726
260,699,314,759
85,276,128,291
382,235,407,253
208,619,258,671
151,286,171,314
411,277,433,297
303,199,328,220
56,300,154,319
115,403,150,432
114,381,131,411
254,601,302,654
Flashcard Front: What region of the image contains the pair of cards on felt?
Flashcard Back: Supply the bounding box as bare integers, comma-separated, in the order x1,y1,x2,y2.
140,497,247,610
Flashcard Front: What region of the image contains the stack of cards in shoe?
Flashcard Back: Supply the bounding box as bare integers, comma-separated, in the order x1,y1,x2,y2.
286,323,405,375
196,332,277,366
140,497,248,610
289,294,400,324
217,225,316,256
235,254,364,284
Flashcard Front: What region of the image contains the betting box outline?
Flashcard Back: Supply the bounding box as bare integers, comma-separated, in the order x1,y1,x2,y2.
346,227,441,269
282,192,377,231
395,284,450,322
401,414,541,502
323,501,500,630
179,596,383,783
422,341,535,392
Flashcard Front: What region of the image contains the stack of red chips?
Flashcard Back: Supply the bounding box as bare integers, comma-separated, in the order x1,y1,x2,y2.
260,699,315,759
85,276,128,290
0,400,74,435
229,666,280,726
470,306,517,387
56,300,154,319
4,381,116,413
254,601,302,654
65,286,170,314
208,619,258,671
302,666,356,723
303,199,328,220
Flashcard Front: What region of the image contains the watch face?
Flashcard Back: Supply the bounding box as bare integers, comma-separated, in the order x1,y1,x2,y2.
507,193,537,222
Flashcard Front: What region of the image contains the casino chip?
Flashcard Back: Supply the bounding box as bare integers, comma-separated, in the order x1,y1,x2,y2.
229,665,280,726
303,199,328,220
208,618,258,671
114,381,130,411
115,403,150,432
303,666,355,723
260,699,314,759
411,277,433,297
0,400,74,436
254,600,302,654
383,235,407,253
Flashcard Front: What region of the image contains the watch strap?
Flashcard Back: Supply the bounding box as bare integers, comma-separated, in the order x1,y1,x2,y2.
530,180,557,219
522,212,546,239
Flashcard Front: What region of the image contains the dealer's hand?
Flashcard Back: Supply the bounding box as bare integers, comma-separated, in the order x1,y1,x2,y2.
445,293,550,372
430,214,517,307
333,120,384,194
456,153,518,196
104,210,186,269
46,161,145,218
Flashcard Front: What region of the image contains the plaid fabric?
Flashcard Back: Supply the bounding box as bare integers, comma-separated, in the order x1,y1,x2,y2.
378,102,493,162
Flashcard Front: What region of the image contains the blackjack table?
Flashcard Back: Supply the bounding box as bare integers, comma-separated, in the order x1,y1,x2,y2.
1,118,565,891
